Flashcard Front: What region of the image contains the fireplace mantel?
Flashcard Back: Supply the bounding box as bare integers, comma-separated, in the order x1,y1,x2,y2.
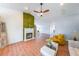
24,28,34,41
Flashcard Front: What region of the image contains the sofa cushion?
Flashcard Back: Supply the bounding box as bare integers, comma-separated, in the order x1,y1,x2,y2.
40,45,56,56
75,48,79,55
68,40,79,56
68,47,77,56
40,42,58,56
51,42,58,51
46,44,56,51
50,34,66,45
68,40,79,48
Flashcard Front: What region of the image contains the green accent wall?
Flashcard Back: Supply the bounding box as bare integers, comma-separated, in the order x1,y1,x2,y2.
23,12,34,28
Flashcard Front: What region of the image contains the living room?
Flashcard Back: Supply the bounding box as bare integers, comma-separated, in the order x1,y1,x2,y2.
0,3,79,56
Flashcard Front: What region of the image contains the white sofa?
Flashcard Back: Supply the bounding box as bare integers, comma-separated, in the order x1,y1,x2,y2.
40,42,58,56
68,40,79,56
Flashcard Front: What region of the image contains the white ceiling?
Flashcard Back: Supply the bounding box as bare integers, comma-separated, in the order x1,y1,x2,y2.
0,3,79,15
0,3,79,25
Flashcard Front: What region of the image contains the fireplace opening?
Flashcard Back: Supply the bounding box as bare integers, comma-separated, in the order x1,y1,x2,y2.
26,33,32,39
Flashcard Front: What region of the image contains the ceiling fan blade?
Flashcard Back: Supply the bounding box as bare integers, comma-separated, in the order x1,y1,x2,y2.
43,9,49,13
33,10,41,13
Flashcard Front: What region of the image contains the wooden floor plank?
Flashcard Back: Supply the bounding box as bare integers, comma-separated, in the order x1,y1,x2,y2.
0,39,70,56
56,42,70,56
0,39,47,56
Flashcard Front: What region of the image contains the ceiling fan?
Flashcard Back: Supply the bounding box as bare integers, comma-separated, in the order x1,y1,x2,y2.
33,3,50,16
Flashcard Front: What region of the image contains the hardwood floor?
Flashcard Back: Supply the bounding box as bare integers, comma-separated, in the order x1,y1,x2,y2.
0,39,70,56
56,42,70,56
0,39,47,56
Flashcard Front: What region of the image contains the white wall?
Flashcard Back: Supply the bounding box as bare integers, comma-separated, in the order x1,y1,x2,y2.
35,16,50,35
35,17,50,39
50,15,79,40
35,12,79,40
35,24,50,34
0,7,23,44
37,15,79,40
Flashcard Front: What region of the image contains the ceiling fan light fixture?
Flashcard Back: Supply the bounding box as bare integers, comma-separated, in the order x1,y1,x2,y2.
33,3,49,17
40,3,43,5
40,13,43,16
